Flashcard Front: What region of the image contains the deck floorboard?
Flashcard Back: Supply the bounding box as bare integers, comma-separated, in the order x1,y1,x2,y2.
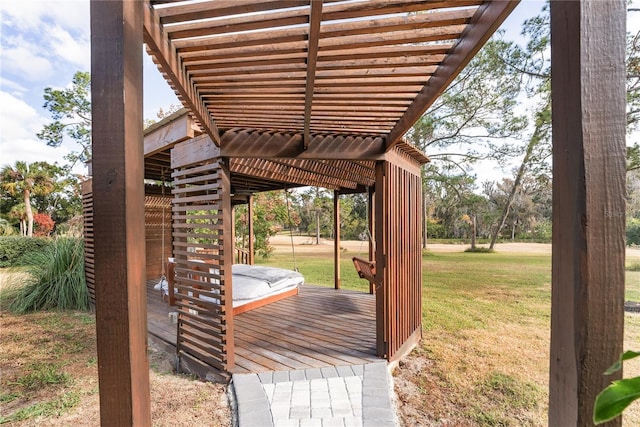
146,281,379,374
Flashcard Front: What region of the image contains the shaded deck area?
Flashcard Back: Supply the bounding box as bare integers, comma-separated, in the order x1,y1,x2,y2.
146,281,379,374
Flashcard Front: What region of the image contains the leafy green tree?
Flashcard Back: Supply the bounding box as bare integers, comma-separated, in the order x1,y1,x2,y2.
409,35,528,244
1,161,56,237
37,71,91,167
235,191,293,258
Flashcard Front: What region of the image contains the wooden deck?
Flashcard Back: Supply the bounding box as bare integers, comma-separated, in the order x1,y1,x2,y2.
146,281,379,374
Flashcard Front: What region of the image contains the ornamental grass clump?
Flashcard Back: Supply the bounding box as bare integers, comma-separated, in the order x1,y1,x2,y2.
6,237,89,313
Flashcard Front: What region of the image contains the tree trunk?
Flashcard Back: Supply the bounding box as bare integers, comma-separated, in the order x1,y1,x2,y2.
470,214,477,249
489,122,542,250
24,189,33,237
422,188,428,249
315,209,320,245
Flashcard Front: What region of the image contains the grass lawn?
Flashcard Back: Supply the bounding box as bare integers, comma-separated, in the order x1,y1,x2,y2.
262,244,640,426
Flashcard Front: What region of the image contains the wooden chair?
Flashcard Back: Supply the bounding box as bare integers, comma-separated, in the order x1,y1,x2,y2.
352,256,376,294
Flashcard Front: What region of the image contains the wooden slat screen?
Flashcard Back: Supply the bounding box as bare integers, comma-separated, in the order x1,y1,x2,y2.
144,195,172,279
81,179,95,307
172,159,234,373
376,150,422,361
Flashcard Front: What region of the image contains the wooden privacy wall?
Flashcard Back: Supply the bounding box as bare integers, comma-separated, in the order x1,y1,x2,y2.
171,159,234,375
375,151,422,361
81,180,95,307
144,196,172,279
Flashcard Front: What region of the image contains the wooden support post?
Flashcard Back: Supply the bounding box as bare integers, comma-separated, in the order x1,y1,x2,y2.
231,204,236,263
90,1,151,425
334,190,341,289
549,1,627,425
374,162,386,358
368,186,375,295
248,194,255,265
220,160,235,368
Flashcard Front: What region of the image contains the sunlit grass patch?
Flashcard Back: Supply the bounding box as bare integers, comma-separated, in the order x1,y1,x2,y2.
0,391,81,424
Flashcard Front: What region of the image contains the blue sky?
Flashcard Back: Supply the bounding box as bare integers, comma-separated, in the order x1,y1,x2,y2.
0,0,593,178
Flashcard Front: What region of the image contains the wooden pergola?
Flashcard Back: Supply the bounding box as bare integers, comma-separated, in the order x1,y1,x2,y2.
89,1,627,425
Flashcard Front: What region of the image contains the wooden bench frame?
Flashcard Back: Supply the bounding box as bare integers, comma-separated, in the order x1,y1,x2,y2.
352,256,376,294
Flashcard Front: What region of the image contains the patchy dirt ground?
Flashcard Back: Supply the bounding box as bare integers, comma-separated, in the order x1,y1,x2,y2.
0,308,231,426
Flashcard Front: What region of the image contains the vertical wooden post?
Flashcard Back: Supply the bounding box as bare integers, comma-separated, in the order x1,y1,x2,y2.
248,194,255,265
231,204,236,263
374,162,387,358
368,186,375,295
90,1,151,425
549,1,627,425
221,160,235,368
334,190,341,289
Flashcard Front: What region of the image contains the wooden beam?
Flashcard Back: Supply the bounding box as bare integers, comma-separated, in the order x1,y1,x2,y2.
221,160,235,369
144,112,196,156
90,1,151,425
171,134,221,169
306,0,322,149
220,129,386,160
334,191,341,289
549,0,627,425
374,161,386,358
142,0,220,144
156,0,309,25
248,194,255,265
368,186,375,295
385,0,519,149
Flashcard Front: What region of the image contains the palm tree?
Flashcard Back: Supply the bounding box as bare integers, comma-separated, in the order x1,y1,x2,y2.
1,161,55,237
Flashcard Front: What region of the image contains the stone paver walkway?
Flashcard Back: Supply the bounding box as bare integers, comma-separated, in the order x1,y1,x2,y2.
232,362,397,427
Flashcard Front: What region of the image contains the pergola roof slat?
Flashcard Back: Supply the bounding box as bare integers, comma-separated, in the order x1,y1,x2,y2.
144,0,518,165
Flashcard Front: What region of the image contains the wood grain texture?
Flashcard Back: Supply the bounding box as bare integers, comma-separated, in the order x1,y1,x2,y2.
374,149,423,361
334,191,341,289
549,1,627,425
147,282,379,374
90,1,151,425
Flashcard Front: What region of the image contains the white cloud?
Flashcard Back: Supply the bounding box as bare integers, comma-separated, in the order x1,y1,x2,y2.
49,25,90,70
0,1,88,34
0,91,70,168
1,43,53,81
0,78,28,97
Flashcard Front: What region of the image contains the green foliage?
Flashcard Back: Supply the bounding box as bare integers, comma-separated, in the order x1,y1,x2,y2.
0,391,80,424
1,161,58,237
37,71,92,166
13,363,71,390
594,351,640,424
0,236,51,268
627,218,640,246
5,238,89,313
0,219,16,236
235,191,293,258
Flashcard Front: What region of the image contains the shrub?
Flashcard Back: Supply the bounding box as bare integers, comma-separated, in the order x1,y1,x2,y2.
5,238,89,313
34,213,55,237
464,247,494,253
627,218,640,246
0,236,51,268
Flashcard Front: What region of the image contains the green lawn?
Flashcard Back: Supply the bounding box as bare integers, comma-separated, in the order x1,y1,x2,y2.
259,246,640,425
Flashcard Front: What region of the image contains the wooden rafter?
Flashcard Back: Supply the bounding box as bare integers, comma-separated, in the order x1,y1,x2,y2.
142,0,220,144
385,0,519,149
304,0,321,149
